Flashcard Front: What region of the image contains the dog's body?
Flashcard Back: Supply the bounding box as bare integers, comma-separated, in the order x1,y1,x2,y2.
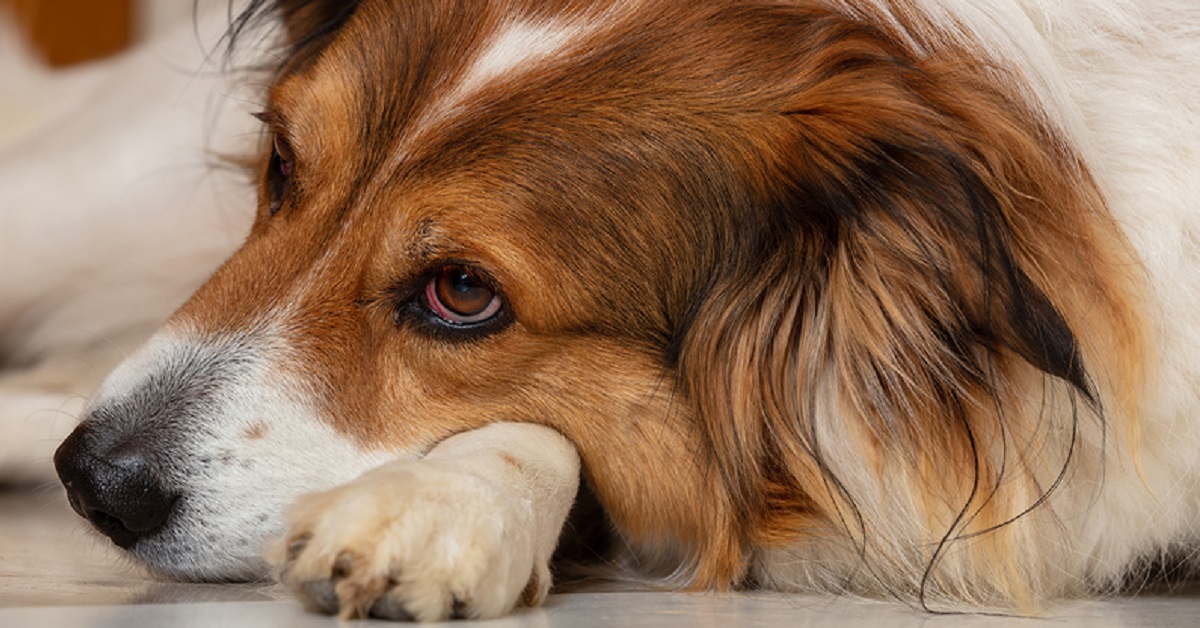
0,9,254,483
6,0,1200,621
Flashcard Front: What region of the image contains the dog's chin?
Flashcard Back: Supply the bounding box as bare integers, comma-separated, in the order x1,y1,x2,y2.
107,497,280,582
133,545,272,585
130,540,272,584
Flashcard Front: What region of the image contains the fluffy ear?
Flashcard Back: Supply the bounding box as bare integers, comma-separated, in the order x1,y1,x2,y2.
228,0,361,74
676,11,1144,607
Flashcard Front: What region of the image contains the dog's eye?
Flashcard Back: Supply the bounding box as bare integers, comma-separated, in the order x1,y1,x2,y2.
425,267,502,325
273,135,295,178
267,134,295,215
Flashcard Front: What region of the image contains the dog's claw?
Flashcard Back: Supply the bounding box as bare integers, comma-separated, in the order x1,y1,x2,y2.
369,590,417,622
299,579,338,614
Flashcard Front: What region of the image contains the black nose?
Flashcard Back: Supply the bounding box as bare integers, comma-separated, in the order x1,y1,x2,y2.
54,424,179,549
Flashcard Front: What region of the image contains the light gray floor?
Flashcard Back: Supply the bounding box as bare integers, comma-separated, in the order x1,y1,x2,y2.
4,491,1200,627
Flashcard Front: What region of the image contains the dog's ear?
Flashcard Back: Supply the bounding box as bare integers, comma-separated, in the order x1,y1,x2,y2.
230,0,361,74
675,12,1144,605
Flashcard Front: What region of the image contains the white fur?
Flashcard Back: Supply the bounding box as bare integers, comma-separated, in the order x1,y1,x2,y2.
1019,0,1200,591
460,20,585,97
758,0,1200,604
1026,0,1200,590
272,422,579,621
86,324,399,579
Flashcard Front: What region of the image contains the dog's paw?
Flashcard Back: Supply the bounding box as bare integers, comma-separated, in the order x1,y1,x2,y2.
269,460,548,621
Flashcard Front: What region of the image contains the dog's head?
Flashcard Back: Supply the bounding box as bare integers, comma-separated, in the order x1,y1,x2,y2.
56,0,1142,597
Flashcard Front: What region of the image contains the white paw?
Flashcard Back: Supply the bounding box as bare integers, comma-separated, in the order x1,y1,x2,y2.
270,460,549,621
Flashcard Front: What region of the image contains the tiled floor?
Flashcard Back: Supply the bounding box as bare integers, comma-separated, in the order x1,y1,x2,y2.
3,490,1200,627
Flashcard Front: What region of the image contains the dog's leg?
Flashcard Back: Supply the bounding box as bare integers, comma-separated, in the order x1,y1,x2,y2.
270,422,580,621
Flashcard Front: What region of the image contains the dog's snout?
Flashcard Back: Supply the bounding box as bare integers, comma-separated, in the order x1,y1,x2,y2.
54,424,179,549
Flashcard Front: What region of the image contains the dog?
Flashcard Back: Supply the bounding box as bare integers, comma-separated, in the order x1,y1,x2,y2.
31,0,1200,622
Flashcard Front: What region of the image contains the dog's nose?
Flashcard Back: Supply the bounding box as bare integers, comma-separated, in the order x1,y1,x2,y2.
54,424,179,549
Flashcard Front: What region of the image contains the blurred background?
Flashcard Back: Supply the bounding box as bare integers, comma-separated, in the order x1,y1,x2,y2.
0,0,259,487
2,0,225,66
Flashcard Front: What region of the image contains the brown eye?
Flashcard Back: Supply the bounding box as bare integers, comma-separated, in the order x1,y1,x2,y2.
425,267,502,325
273,134,295,179
267,134,294,215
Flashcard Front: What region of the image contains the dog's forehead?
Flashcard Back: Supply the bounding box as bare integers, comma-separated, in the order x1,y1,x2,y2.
268,0,802,174
272,0,617,164
263,7,625,267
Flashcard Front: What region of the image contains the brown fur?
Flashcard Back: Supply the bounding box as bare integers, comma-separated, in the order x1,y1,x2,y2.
201,0,1145,607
